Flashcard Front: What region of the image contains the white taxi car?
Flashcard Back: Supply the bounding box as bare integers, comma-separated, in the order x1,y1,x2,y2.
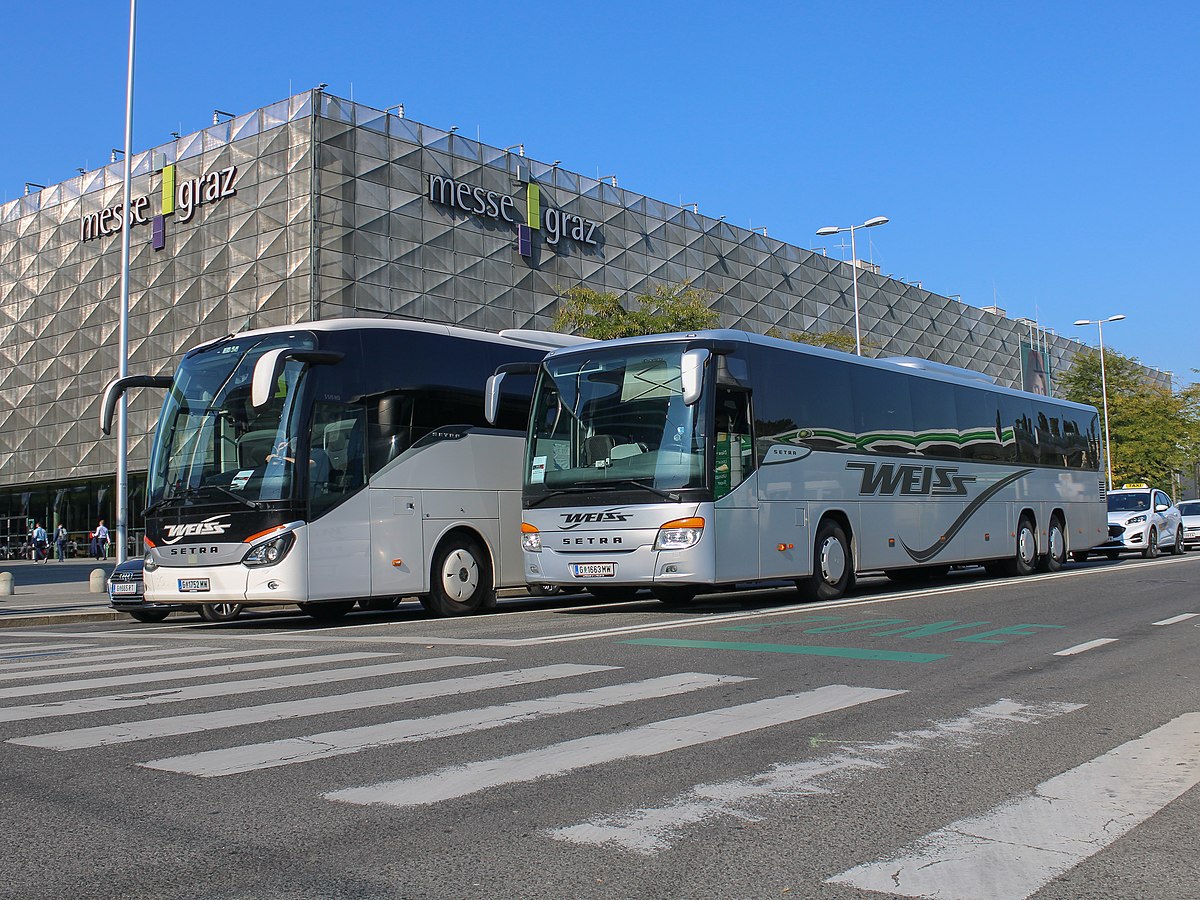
1093,484,1185,559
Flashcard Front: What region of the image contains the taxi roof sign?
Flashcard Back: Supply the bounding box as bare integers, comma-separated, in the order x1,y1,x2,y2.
1121,483,1149,489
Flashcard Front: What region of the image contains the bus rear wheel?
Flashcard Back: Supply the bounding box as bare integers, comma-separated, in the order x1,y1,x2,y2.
298,600,355,621
423,535,495,617
797,519,854,602
1037,516,1067,573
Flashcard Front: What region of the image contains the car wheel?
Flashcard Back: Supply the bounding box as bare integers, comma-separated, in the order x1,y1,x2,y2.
797,518,854,601
1037,516,1067,573
423,535,494,617
1070,550,1089,563
1172,527,1186,555
128,609,170,623
1106,551,1121,560
1002,514,1037,576
527,584,563,597
651,586,698,607
198,603,243,623
1142,527,1159,559
297,600,355,621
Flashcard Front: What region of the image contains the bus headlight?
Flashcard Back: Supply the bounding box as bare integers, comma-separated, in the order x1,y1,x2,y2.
242,531,295,568
143,551,158,573
654,517,704,551
521,523,541,552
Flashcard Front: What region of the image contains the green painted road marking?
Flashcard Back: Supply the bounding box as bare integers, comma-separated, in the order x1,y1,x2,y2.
955,624,1064,643
621,638,946,663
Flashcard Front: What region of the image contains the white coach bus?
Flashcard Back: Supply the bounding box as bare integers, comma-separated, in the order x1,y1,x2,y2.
488,329,1107,605
102,320,587,620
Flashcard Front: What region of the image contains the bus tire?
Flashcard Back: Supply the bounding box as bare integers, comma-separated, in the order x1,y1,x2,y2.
1037,516,1067,573
425,535,494,617
798,519,854,602
1002,514,1038,577
651,586,698,607
198,603,243,623
128,610,170,623
1142,527,1159,559
298,600,355,621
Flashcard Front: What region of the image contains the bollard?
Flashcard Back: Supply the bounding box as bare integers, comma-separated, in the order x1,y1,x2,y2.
0,571,12,596
89,568,108,594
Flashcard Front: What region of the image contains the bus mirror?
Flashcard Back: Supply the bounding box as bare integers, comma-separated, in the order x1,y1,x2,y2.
250,348,344,409
484,373,504,424
99,374,172,435
681,348,710,406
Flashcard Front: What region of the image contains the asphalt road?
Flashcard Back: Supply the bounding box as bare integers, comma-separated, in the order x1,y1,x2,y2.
1,554,1198,900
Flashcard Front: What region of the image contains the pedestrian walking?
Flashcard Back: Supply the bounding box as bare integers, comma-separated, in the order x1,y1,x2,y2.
32,523,48,564
55,525,68,562
95,520,109,561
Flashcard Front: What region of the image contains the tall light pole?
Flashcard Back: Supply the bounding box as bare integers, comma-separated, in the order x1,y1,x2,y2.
1073,314,1126,491
816,216,889,355
115,0,137,564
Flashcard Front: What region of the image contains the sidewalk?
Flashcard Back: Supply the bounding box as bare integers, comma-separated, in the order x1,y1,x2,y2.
0,558,123,628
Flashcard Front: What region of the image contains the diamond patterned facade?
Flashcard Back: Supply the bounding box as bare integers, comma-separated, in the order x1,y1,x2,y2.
0,91,1167,519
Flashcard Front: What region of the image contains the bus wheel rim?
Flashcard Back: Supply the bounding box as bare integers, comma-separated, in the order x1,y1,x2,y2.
1019,527,1036,565
819,537,846,585
442,549,479,601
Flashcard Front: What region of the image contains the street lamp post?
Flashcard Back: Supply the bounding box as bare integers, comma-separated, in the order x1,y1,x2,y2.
114,0,137,565
1073,314,1126,491
816,216,889,355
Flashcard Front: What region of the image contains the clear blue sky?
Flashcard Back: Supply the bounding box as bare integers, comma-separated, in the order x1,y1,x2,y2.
4,1,1196,385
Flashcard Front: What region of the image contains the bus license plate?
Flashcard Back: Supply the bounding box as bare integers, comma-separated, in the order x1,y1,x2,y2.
178,578,210,593
110,583,139,595
569,563,615,578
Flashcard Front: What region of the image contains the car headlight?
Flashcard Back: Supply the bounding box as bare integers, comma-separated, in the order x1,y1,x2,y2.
654,517,704,551
521,523,541,552
1127,514,1147,525
242,531,295,567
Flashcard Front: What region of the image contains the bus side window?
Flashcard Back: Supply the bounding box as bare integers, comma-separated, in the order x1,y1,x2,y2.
310,401,367,519
714,388,754,499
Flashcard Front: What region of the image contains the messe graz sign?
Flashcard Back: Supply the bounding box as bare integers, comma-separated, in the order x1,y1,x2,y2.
79,164,238,247
427,174,600,254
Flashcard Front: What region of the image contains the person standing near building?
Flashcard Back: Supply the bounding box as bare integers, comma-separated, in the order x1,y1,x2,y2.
55,525,68,562
32,522,48,564
95,520,109,561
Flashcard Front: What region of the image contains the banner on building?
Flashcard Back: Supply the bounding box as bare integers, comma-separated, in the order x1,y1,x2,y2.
1020,341,1051,395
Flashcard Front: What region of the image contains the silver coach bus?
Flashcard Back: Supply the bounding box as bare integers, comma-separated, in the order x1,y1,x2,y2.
102,319,587,620
488,329,1107,605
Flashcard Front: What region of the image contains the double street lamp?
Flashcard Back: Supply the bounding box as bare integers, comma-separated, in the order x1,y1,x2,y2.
816,216,889,355
1073,314,1126,491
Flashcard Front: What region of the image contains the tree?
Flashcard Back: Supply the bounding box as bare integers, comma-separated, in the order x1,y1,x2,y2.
765,327,871,354
551,281,719,339
1059,348,1200,492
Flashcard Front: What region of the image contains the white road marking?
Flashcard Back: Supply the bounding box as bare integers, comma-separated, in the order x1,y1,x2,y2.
14,663,616,750
0,643,148,661
1053,638,1119,656
547,698,1085,855
145,673,754,778
0,647,262,681
827,712,1200,900
325,684,903,808
1152,613,1199,626
0,655,490,722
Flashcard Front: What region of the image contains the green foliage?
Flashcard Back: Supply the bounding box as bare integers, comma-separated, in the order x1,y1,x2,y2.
1060,348,1200,492
551,281,719,339
765,327,871,354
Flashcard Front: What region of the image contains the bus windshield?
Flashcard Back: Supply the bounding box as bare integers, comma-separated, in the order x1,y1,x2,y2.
525,345,708,498
146,332,316,509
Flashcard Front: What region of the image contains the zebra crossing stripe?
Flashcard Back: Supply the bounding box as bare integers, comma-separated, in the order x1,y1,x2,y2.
14,663,618,750
827,712,1200,900
324,684,903,808
0,643,147,660
142,672,754,778
0,655,495,722
0,647,250,681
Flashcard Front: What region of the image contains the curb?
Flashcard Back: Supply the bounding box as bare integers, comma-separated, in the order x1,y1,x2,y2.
0,610,125,629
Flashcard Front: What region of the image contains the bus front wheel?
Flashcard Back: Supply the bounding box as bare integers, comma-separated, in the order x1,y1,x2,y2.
423,535,495,617
798,519,854,602
298,600,355,621
651,586,698,607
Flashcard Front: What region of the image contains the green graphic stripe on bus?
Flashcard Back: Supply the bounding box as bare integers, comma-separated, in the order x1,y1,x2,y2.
899,468,1035,563
621,638,946,663
767,424,1019,455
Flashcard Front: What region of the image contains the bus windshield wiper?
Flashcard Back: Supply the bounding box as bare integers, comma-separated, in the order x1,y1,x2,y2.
600,478,680,502
199,483,268,510
525,486,596,507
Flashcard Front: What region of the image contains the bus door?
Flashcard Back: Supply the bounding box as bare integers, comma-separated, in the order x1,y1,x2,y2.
712,388,760,582
305,400,372,600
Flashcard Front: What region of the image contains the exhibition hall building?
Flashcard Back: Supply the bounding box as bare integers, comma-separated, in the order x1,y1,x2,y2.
0,90,1165,549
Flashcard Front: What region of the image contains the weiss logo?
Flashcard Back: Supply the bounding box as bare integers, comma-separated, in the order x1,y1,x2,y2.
161,515,232,545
